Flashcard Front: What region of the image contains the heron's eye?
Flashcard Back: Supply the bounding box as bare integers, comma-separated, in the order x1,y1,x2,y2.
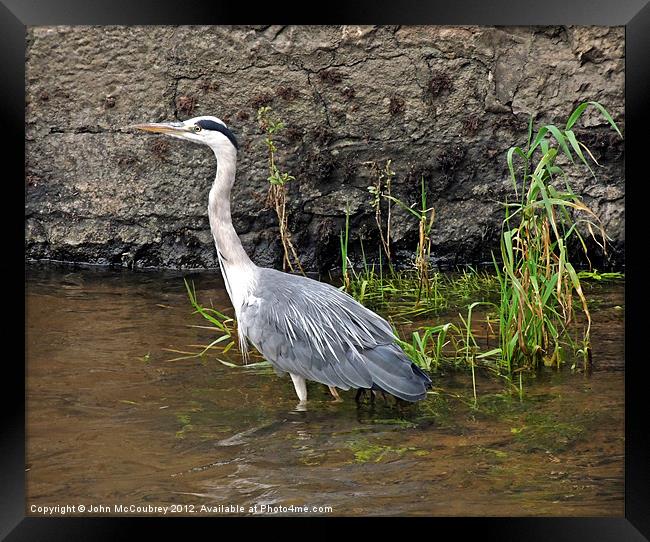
193,125,202,133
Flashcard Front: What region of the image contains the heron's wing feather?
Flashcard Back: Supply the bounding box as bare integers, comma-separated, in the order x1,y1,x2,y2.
240,269,384,389
239,269,431,399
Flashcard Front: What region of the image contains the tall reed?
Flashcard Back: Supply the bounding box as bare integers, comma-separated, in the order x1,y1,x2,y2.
257,106,304,275
385,177,435,302
366,160,395,266
340,204,351,292
495,101,622,371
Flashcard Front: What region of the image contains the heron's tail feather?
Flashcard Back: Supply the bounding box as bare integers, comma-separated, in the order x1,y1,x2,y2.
361,344,432,402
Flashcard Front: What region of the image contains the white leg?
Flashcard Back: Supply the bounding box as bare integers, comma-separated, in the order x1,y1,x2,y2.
290,373,308,403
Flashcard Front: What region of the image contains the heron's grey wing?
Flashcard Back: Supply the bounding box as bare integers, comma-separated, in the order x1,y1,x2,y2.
239,268,431,401
239,270,379,390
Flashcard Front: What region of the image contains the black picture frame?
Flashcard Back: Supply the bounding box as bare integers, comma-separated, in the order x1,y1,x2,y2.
4,1,648,539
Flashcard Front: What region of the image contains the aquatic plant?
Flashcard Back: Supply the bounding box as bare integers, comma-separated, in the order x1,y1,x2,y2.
384,177,435,302
495,101,622,371
366,159,395,265
395,322,458,372
338,251,498,321
391,103,623,383
577,270,624,282
165,279,267,368
257,106,304,274
163,279,235,362
182,278,236,354
340,204,351,292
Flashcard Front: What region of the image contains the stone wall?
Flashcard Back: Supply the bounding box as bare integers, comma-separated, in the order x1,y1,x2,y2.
25,25,625,271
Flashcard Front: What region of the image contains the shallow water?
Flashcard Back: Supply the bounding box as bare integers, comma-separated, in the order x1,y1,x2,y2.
26,265,624,516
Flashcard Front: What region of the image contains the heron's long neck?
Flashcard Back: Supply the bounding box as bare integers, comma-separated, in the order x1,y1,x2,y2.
208,146,255,309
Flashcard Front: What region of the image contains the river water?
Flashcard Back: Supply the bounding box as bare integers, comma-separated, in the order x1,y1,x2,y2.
26,265,624,516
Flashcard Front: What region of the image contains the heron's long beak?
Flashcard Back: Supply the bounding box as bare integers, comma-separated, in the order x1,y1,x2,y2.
131,122,191,136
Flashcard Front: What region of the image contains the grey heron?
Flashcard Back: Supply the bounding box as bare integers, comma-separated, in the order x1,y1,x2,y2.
133,116,432,406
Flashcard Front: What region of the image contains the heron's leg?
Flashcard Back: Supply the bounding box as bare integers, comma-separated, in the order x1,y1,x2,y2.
328,386,342,402
355,388,373,403
290,373,307,403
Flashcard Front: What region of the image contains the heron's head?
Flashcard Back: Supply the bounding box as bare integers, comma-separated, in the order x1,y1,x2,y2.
132,115,238,153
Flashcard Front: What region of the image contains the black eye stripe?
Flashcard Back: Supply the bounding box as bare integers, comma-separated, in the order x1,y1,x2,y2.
195,120,223,131
195,120,239,149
